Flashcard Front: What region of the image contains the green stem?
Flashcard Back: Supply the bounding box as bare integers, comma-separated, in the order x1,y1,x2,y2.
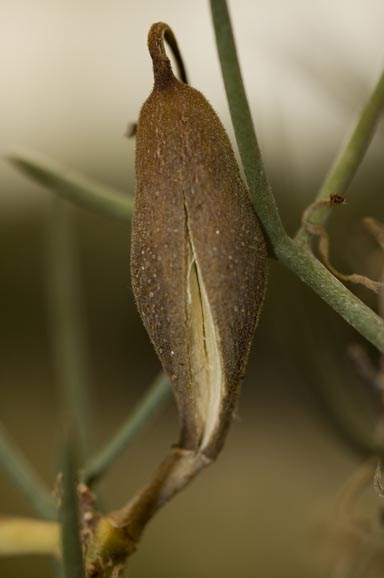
47,199,93,460
210,0,286,247
84,372,171,486
295,71,384,245
276,238,384,351
210,0,384,352
7,150,133,221
0,423,56,520
60,438,85,578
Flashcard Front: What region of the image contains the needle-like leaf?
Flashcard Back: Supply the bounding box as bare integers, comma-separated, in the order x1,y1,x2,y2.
84,372,171,486
0,423,56,520
7,150,133,221
47,198,92,459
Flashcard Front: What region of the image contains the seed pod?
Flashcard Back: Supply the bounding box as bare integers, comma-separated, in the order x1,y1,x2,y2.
80,23,270,573
131,22,267,459
85,24,268,567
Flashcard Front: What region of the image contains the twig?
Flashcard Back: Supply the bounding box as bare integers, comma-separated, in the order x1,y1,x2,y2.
7,150,133,221
209,0,285,248
364,217,384,251
210,0,384,353
84,372,171,486
47,199,93,459
302,197,384,294
0,423,56,520
278,239,384,351
337,458,377,526
60,438,86,578
348,344,382,391
295,71,384,246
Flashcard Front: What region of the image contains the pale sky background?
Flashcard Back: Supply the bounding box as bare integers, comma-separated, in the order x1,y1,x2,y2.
1,0,383,212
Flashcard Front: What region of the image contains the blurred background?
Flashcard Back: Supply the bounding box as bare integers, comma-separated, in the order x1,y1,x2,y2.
1,0,384,577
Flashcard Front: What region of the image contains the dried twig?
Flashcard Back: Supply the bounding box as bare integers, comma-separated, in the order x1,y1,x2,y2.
302,196,384,294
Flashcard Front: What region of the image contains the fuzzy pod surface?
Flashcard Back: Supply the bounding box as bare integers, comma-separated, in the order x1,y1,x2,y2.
131,22,267,459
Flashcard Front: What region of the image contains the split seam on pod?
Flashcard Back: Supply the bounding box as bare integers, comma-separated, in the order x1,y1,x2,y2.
131,21,267,462
87,22,268,567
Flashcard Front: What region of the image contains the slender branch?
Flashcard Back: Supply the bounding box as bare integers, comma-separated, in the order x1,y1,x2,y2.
295,71,384,245
275,238,384,351
210,0,286,248
0,423,56,520
60,438,85,578
7,150,133,221
84,372,171,486
210,0,384,353
47,199,93,459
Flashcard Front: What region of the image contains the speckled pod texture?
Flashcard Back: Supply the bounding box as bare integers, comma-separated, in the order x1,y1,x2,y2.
131,23,267,458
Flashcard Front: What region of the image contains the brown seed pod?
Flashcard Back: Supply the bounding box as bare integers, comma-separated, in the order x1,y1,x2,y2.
98,23,270,555
81,22,269,574
131,22,267,459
